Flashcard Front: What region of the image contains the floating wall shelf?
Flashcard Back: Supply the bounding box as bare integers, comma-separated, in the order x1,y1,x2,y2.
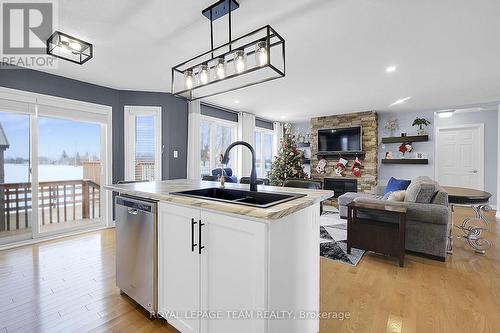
381,135,429,144
316,152,365,158
382,135,429,143
382,159,428,165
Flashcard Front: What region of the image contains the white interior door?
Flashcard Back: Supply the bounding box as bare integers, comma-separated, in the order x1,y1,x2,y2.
436,124,484,190
124,106,162,181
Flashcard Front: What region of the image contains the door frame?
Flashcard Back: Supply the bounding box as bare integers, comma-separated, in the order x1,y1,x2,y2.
124,105,162,181
435,123,485,190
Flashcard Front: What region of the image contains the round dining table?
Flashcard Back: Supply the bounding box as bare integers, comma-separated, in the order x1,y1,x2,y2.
444,186,492,254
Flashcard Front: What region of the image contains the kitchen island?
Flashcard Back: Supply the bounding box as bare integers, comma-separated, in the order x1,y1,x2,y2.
105,179,333,333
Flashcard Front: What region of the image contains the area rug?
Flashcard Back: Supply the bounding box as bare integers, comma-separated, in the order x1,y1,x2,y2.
320,213,365,266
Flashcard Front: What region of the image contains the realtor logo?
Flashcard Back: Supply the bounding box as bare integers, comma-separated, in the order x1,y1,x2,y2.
1,0,58,68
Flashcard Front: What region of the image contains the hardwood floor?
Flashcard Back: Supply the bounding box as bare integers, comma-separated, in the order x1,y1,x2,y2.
0,206,498,332
321,207,500,333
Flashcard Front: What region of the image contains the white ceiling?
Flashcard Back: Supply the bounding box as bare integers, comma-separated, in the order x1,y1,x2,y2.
39,0,500,121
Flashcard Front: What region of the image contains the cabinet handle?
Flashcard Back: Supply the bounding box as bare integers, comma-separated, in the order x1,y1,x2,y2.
191,218,197,252
198,219,205,254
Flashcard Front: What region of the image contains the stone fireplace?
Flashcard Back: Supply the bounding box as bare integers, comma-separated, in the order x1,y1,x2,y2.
310,111,378,195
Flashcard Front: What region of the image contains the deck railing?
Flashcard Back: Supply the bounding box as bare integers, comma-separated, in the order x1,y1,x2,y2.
0,179,100,231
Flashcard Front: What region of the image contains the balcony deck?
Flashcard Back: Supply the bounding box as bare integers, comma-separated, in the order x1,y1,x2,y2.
0,179,100,239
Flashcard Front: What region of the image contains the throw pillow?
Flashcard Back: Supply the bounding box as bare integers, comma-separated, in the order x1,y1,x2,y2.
387,190,406,202
384,177,411,195
404,179,439,203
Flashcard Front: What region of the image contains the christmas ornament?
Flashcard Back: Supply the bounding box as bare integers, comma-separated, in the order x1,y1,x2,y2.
316,158,327,174
334,157,348,176
351,157,364,177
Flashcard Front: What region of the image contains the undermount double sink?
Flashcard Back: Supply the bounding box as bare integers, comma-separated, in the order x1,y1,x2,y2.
171,187,305,208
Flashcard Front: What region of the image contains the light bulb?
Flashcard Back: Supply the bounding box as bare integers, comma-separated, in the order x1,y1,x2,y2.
199,64,209,85
255,41,268,66
69,41,82,51
215,58,225,80
184,70,194,90
234,50,246,73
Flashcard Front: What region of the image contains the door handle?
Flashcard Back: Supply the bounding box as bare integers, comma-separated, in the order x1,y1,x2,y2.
198,219,205,255
191,218,197,252
468,170,478,174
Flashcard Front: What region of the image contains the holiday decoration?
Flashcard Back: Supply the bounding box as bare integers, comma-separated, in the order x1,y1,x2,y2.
268,125,306,186
334,157,348,176
351,157,364,177
316,158,327,174
398,142,413,155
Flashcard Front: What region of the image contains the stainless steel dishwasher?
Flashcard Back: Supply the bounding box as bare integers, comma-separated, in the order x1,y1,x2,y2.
115,195,158,315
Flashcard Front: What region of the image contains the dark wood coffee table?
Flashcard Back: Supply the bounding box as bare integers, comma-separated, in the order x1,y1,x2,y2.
347,202,407,267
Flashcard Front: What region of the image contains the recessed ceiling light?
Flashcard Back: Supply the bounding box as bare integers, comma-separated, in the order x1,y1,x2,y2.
234,100,240,104
389,96,411,107
386,65,397,73
437,110,455,118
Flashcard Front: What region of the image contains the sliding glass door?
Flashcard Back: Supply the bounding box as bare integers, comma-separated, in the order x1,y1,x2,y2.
0,91,111,246
37,116,102,234
0,109,32,243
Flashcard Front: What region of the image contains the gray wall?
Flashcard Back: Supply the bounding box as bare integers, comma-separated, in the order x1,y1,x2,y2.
0,65,188,182
119,91,188,180
378,110,435,184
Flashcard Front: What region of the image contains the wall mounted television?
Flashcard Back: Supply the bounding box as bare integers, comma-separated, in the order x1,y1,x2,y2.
317,127,362,154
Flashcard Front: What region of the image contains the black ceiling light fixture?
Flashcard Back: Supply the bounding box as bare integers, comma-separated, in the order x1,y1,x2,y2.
46,31,93,65
171,0,286,101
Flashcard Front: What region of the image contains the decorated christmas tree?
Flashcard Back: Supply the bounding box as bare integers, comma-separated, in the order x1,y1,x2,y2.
268,124,306,186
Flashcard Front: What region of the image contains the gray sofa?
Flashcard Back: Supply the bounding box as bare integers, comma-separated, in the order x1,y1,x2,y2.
338,176,450,261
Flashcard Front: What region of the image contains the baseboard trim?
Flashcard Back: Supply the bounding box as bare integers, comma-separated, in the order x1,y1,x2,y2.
0,225,112,251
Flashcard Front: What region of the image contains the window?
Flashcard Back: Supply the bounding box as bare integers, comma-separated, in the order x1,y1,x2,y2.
124,106,162,181
255,129,274,178
0,89,112,246
200,116,237,177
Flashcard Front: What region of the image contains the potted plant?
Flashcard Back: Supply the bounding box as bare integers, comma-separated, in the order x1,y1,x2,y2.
412,117,431,135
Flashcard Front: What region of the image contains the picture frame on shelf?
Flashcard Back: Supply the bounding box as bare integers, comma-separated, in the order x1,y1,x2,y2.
415,152,425,159
385,151,393,159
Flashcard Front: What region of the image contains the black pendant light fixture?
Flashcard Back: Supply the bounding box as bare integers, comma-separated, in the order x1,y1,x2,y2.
171,0,286,101
46,31,93,65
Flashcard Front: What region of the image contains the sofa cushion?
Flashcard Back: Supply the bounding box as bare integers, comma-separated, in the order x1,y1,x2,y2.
385,177,411,195
387,190,406,202
404,178,439,203
431,190,449,206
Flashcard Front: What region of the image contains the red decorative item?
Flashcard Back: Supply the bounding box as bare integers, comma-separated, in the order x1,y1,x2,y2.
351,157,364,177
398,142,413,155
334,158,348,176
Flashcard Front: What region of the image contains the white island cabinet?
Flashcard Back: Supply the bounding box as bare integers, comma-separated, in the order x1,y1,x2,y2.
157,201,320,333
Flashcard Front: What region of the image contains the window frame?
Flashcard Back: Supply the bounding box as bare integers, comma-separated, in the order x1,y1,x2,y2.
0,86,113,245
255,128,275,178
200,115,238,176
124,106,162,181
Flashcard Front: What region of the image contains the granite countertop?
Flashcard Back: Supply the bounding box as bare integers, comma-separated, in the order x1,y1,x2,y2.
104,179,334,220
